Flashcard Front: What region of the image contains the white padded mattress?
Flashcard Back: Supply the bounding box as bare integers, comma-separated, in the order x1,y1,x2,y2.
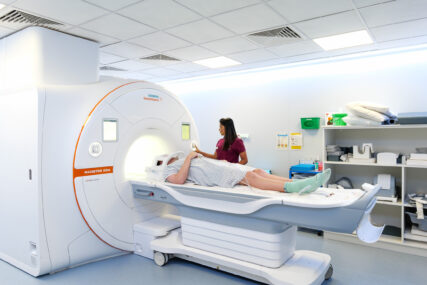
153,181,366,208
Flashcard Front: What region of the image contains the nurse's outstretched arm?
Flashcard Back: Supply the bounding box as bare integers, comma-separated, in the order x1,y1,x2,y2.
194,145,217,159
166,152,199,184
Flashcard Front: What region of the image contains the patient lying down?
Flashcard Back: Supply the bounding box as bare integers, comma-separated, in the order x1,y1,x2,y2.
162,152,331,194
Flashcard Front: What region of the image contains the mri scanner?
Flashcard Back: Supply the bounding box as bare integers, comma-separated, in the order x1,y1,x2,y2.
0,27,384,285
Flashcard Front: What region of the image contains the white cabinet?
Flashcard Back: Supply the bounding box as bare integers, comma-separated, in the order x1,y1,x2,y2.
0,89,42,271
322,125,427,256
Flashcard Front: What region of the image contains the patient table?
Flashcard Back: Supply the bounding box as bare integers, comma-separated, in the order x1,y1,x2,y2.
130,180,383,285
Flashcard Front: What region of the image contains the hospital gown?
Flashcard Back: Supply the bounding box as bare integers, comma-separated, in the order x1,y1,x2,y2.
163,157,254,188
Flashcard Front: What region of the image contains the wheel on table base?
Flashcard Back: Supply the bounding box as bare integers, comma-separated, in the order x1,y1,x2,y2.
154,251,169,267
325,264,333,280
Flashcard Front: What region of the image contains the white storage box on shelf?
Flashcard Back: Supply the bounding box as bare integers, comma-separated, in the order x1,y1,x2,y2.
377,153,398,165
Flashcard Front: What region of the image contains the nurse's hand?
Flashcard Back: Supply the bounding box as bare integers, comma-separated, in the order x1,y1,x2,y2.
194,144,200,153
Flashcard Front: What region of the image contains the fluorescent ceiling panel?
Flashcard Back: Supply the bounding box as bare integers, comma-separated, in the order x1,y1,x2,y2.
314,30,373,51
0,3,5,10
194,56,241,68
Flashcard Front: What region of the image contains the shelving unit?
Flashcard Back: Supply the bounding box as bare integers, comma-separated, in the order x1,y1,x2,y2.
322,124,427,257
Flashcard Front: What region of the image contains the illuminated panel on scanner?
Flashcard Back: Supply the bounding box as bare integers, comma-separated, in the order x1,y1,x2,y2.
103,119,118,142
181,123,190,140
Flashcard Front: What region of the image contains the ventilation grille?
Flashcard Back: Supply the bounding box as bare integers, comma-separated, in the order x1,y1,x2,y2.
0,10,63,27
100,66,127,72
141,54,180,61
250,26,301,39
247,26,304,47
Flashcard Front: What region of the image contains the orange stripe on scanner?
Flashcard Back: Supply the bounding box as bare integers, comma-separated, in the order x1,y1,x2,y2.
72,81,139,252
73,166,113,178
143,97,160,101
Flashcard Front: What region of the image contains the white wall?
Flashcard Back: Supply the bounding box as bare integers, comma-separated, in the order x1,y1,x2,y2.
163,47,427,176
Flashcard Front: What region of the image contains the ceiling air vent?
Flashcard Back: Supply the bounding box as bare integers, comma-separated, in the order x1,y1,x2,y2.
141,54,180,61
247,26,304,47
100,66,127,72
0,9,64,29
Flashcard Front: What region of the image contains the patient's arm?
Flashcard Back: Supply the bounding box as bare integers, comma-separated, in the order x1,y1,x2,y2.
166,152,198,184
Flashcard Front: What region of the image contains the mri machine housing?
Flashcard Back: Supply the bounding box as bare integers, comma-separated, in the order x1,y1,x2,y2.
0,27,198,276
0,79,197,276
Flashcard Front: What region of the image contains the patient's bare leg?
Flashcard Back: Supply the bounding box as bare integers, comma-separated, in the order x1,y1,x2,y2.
240,171,285,192
253,169,292,183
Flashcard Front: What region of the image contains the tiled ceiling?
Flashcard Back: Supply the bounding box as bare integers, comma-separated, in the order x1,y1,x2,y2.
1,0,427,82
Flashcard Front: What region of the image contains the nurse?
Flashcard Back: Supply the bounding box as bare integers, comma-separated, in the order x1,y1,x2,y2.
195,118,248,165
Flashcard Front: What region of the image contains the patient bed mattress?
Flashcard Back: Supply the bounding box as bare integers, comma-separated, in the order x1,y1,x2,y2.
162,181,365,208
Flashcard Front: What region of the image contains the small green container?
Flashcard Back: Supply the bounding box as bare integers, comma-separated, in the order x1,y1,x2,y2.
332,113,348,126
301,117,320,129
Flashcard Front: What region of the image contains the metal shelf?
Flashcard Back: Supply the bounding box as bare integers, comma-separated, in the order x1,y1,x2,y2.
324,161,427,169
323,124,427,254
324,161,403,167
376,200,402,207
322,124,427,130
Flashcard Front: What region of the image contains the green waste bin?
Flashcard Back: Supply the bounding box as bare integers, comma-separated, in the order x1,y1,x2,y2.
301,117,320,129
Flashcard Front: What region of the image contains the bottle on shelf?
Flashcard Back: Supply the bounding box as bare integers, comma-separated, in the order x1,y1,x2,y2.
319,161,324,171
314,156,321,171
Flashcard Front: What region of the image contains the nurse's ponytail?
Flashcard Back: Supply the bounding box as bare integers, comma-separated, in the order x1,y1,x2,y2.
220,118,237,150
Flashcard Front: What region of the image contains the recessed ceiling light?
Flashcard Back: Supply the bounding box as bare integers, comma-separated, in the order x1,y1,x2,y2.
313,30,373,51
194,56,241,68
0,3,6,10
